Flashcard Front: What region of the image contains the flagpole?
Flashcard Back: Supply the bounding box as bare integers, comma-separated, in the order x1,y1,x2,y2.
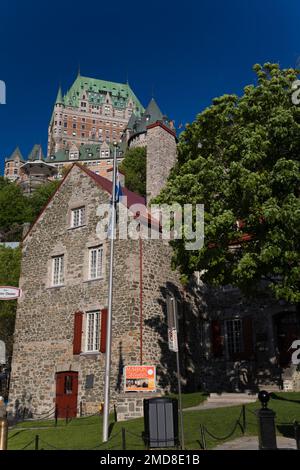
102,142,118,442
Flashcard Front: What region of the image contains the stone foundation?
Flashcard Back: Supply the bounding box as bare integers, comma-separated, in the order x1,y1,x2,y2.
116,392,161,421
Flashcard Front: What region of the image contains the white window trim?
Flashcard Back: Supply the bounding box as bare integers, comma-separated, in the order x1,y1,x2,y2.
52,255,64,286
225,318,243,358
88,245,103,280
71,207,85,228
85,310,100,352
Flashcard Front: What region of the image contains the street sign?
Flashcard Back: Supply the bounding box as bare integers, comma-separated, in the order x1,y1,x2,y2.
0,341,5,364
0,286,22,300
168,327,178,352
124,365,156,392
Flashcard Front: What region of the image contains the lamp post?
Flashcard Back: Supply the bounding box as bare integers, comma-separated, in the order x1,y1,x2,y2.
102,143,118,443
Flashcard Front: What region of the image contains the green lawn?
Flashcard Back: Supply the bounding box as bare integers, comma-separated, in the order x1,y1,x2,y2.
7,392,300,450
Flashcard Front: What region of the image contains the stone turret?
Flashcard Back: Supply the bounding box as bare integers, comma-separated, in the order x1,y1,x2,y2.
126,98,177,203
146,121,177,202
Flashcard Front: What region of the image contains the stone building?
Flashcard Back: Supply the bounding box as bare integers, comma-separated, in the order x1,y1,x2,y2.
4,147,25,182
47,73,144,156
8,163,202,418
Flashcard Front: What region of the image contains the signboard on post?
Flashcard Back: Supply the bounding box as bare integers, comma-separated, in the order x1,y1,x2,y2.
168,327,178,352
0,341,5,365
124,365,156,392
0,286,22,300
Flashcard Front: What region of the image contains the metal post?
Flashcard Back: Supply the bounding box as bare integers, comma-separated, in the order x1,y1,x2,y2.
242,405,246,433
176,348,184,449
66,406,69,425
173,297,184,450
102,143,118,443
114,404,117,423
122,427,126,450
0,418,8,450
35,434,39,451
294,421,300,450
80,401,83,417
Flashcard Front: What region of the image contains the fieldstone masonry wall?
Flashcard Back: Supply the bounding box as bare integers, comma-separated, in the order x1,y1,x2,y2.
146,124,177,202
8,165,202,417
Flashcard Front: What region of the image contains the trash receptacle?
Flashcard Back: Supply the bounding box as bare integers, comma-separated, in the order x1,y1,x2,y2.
143,397,179,448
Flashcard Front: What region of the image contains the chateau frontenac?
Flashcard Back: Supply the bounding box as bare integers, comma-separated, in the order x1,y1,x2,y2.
4,73,175,187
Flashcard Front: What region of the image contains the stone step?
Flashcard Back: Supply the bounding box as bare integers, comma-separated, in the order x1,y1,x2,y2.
207,393,257,405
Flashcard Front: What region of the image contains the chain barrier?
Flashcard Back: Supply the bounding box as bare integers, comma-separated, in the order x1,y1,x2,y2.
199,406,244,449
20,439,35,450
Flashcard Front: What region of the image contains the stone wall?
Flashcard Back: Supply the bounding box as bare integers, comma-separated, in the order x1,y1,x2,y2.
8,165,201,417
116,392,161,421
195,283,299,392
146,124,177,202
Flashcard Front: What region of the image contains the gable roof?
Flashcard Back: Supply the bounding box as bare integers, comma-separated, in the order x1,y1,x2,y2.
23,163,158,241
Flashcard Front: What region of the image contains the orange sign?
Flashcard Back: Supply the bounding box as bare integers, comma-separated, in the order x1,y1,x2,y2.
124,365,156,392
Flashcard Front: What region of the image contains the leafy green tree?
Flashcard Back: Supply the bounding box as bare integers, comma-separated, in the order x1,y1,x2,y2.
155,63,300,303
0,246,21,359
27,180,60,221
0,181,31,241
119,146,146,197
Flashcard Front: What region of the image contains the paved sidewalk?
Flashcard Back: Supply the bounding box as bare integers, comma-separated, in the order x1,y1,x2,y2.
213,436,297,450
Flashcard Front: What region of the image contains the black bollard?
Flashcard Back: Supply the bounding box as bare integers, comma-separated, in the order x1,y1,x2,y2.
256,390,277,450
294,421,300,450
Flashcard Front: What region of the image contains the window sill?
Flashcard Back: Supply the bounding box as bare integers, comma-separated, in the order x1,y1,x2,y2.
47,285,65,289
80,351,101,357
67,225,87,231
83,277,104,283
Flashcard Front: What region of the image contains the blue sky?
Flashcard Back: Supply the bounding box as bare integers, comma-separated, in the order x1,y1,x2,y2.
0,0,299,172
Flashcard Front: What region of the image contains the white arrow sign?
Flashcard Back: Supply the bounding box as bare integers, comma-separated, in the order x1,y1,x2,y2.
0,286,22,300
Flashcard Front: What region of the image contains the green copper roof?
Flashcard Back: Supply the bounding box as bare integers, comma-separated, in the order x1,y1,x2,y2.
28,144,44,161
46,142,126,163
5,146,25,162
55,86,63,104
62,75,144,115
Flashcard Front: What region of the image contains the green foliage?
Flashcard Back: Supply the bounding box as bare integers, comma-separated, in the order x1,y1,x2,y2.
0,179,59,242
0,246,21,357
0,182,32,241
27,180,60,221
155,63,300,303
119,146,146,197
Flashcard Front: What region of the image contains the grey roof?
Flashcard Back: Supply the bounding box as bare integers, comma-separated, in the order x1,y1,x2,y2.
127,98,172,136
5,146,25,162
28,144,44,161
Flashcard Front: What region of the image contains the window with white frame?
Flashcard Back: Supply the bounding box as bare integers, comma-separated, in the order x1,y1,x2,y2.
89,245,103,279
226,319,243,356
85,311,100,352
52,255,64,286
71,207,85,228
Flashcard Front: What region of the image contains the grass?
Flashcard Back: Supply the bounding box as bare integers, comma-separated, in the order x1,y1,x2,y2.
7,392,300,450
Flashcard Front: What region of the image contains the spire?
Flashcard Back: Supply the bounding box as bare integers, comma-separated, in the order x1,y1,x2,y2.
55,85,63,104
8,146,25,162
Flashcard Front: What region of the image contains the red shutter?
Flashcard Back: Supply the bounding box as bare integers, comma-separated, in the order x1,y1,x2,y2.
73,311,83,355
242,316,254,359
211,320,223,357
100,308,108,353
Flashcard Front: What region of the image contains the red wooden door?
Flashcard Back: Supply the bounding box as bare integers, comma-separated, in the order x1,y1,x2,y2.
55,371,78,418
